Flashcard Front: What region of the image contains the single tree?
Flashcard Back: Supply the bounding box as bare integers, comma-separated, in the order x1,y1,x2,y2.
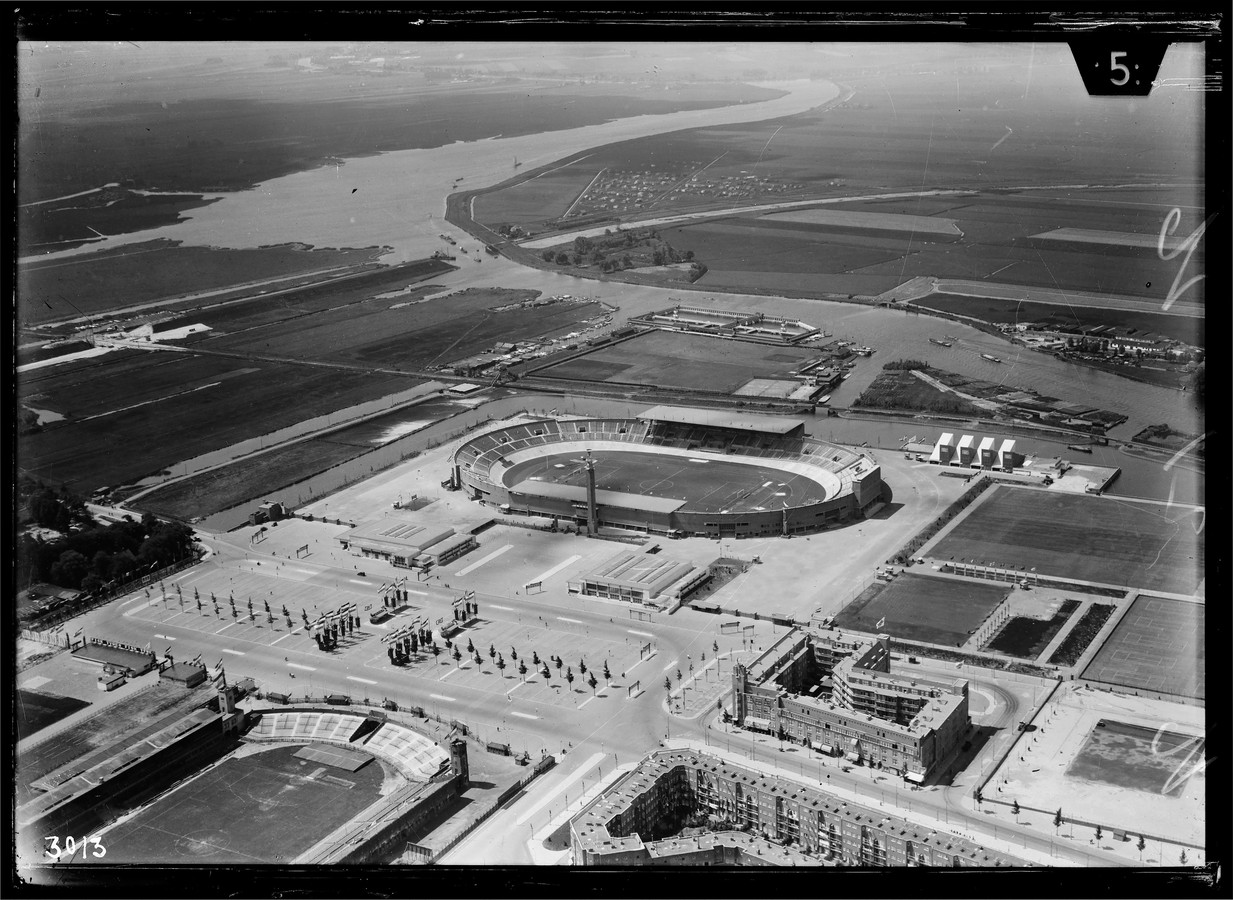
474,651,483,667
579,659,587,676
713,639,719,654
231,607,238,620
542,664,551,682
532,650,540,666
555,656,564,671
496,656,506,677
603,660,611,684
1011,800,1020,819
432,643,441,663
489,643,496,660
975,787,983,806
1180,849,1188,865
665,676,673,693
676,668,683,684
286,616,293,630
196,598,203,612
565,668,575,691
1053,809,1063,831
1137,835,1146,860
588,672,598,694
1095,824,1102,842
700,650,706,663
510,647,518,662
452,645,462,663
518,659,528,680
467,638,475,655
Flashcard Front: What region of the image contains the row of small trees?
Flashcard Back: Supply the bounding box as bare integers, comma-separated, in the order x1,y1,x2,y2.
991,796,1183,863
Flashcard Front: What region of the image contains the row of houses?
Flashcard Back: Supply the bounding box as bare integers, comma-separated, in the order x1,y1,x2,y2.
928,433,1025,470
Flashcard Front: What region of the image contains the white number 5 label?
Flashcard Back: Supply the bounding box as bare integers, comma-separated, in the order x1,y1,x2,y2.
1110,51,1131,86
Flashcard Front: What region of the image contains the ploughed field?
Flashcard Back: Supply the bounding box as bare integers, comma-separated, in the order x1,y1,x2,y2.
930,485,1204,595
504,448,832,514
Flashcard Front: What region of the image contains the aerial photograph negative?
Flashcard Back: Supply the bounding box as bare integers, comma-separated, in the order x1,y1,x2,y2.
10,10,1223,898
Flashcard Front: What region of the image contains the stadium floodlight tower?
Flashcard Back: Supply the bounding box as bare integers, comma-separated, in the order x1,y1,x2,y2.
573,449,599,536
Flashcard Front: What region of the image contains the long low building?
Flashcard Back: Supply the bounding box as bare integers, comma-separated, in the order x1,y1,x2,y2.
570,748,1031,867
337,518,479,569
566,550,712,605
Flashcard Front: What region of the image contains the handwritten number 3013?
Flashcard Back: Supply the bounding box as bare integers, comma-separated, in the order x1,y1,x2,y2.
1157,208,1210,312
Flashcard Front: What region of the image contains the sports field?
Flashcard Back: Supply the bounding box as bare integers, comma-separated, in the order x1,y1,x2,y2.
15,690,91,741
1066,719,1203,797
532,330,819,394
929,486,1203,595
1082,595,1205,699
503,448,830,514
90,744,385,863
833,573,1009,647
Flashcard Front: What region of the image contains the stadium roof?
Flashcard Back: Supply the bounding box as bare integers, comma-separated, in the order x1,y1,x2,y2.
638,405,804,435
510,479,685,514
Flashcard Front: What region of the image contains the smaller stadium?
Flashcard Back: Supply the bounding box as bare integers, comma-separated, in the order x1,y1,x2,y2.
452,406,883,538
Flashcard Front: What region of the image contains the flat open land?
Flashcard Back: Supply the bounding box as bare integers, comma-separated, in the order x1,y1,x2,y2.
928,486,1203,595
1082,595,1204,699
1066,719,1202,798
17,284,603,495
761,208,961,235
19,241,392,328
914,293,1203,346
531,330,819,393
504,448,831,514
18,353,417,495
15,690,91,741
87,744,386,863
832,573,1008,647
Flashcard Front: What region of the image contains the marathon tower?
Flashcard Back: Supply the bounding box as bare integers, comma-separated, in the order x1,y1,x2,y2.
584,450,598,536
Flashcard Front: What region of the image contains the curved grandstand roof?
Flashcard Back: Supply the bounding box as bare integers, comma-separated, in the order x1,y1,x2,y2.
638,405,805,435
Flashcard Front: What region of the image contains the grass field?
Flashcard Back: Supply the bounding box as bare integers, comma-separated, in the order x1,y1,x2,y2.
15,690,91,741
533,329,818,393
88,744,386,863
833,573,1009,647
929,486,1203,595
134,439,365,521
1082,595,1205,699
1066,719,1202,797
985,598,1079,658
504,448,831,514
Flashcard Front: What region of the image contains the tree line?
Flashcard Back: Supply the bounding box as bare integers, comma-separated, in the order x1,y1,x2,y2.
17,477,198,595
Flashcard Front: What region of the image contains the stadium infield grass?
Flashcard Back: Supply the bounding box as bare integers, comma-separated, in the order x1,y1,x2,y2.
90,744,386,864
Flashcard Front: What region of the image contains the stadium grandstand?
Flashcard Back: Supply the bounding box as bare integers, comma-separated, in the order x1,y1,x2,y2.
452,407,883,538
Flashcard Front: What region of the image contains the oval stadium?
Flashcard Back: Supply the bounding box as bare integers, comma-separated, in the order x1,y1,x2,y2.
451,406,884,538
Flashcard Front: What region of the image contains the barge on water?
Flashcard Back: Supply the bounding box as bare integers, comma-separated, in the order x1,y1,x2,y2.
929,338,953,347
980,353,1002,363
1067,444,1094,454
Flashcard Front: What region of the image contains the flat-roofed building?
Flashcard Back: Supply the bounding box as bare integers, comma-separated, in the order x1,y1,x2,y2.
567,550,710,604
731,630,969,781
337,518,454,568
